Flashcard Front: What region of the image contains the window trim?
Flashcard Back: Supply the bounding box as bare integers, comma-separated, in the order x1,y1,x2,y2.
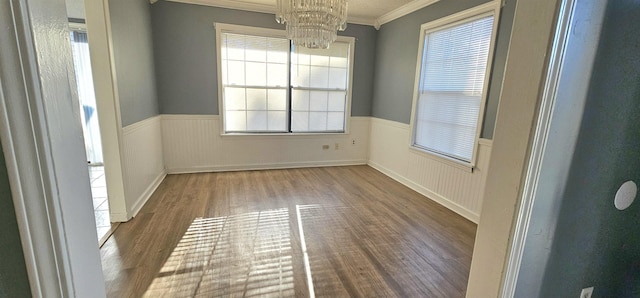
408,1,502,169
214,23,355,136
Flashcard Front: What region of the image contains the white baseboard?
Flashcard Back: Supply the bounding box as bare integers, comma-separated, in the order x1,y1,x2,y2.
368,161,479,223
109,212,129,223
167,159,368,174
128,170,167,219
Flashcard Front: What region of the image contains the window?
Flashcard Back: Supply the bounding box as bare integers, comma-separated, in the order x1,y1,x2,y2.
410,4,498,165
217,24,353,134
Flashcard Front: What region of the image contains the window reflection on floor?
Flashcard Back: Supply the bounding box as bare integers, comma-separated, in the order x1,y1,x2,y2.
145,208,295,297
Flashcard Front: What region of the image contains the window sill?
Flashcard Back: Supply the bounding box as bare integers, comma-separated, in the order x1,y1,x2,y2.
408,146,475,173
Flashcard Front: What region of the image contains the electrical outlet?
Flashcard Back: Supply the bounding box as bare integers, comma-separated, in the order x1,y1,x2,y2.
322,145,329,150
580,287,594,298
334,143,339,150
352,139,356,145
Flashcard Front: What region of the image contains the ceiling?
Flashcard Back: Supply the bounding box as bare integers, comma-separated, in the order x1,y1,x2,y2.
166,0,440,27
66,0,440,27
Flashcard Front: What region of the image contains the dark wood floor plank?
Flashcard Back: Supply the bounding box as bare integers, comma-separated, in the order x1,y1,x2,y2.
101,166,476,297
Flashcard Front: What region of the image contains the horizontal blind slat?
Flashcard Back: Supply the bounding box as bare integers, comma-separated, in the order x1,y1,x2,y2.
414,15,494,162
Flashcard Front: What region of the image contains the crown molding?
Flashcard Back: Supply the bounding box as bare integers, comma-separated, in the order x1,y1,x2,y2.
374,0,440,29
165,0,377,26
166,0,275,14
346,16,376,26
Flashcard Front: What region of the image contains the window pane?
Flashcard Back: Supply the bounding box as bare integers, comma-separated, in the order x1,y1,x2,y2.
328,91,346,111
226,111,246,131
291,112,308,131
291,65,310,87
309,66,329,88
268,89,286,111
413,15,494,162
221,32,289,133
246,88,267,110
247,111,267,131
226,61,245,85
327,112,345,131
309,112,328,131
246,62,266,86
268,111,286,131
220,32,350,133
267,63,287,87
292,90,310,111
309,91,328,112
328,68,347,89
224,87,246,110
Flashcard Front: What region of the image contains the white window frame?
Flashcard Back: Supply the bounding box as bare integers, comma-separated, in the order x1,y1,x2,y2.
214,23,355,136
408,1,501,170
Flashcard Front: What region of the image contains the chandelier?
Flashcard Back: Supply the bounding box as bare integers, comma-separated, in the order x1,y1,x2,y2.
275,0,348,49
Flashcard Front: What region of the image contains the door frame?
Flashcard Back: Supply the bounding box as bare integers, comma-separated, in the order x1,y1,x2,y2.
84,0,130,222
0,0,106,296
500,0,609,295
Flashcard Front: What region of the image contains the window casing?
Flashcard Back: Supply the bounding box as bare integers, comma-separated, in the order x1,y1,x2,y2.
409,3,500,167
216,24,354,135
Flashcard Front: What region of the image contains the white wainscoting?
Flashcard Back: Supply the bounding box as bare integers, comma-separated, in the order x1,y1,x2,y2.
368,117,492,223
161,115,370,173
122,115,166,219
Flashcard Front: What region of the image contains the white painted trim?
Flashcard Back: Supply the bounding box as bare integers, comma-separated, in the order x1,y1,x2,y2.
162,114,218,121
374,0,440,29
465,0,564,295
85,0,129,224
344,16,376,27
368,161,479,223
501,0,607,295
500,0,575,293
109,212,129,223
128,170,167,218
370,117,410,130
122,114,162,134
167,160,368,174
169,0,376,26
0,0,105,296
478,138,493,147
407,1,501,169
170,0,274,15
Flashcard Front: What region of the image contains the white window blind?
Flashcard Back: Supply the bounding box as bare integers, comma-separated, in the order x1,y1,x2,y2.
414,15,494,162
221,33,290,132
291,43,349,132
220,30,351,134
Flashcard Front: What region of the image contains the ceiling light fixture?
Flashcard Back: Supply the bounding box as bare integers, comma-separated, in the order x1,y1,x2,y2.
275,0,348,49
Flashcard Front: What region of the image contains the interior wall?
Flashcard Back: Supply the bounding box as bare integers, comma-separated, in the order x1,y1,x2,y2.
371,0,516,139
0,141,31,298
108,0,160,127
537,0,640,296
150,1,377,117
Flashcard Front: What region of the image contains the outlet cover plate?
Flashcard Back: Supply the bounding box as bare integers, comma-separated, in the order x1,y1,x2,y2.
580,287,594,298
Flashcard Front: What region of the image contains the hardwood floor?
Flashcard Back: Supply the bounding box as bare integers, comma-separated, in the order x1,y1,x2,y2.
101,166,476,297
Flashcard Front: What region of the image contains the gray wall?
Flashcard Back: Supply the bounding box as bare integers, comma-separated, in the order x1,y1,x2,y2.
109,0,160,126
150,2,377,116
371,0,516,139
534,0,640,296
0,143,31,297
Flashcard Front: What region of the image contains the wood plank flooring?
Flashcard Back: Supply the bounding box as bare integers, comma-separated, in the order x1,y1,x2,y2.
101,166,476,297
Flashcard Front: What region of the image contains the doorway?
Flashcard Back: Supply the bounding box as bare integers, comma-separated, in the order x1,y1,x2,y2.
68,22,115,244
